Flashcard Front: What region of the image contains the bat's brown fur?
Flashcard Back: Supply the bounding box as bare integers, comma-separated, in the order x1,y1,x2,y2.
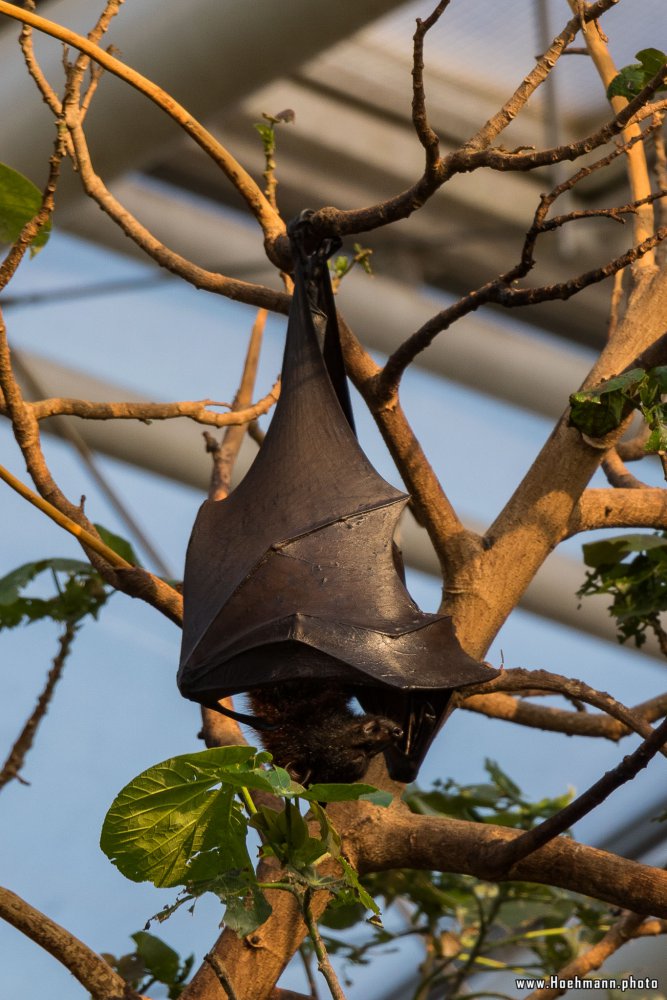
249,681,402,784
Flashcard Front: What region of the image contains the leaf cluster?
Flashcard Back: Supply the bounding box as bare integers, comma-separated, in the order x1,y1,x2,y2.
607,48,667,100
578,532,667,648
100,745,391,937
329,243,373,292
101,931,194,999
0,558,109,629
0,525,135,630
569,367,667,451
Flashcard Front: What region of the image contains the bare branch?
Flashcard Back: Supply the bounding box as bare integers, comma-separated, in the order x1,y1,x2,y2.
459,667,667,755
411,2,450,170
65,115,288,311
0,463,133,571
352,805,667,918
23,382,280,427
0,620,77,791
0,308,183,623
464,0,620,152
0,131,65,290
601,448,650,489
0,886,141,1000
0,1,283,242
206,309,268,501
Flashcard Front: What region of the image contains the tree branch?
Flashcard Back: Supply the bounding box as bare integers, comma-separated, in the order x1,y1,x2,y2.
65,114,288,311
568,487,667,535
0,886,142,1000
353,809,667,919
568,0,656,268
0,1,283,243
481,713,667,877
19,383,280,427
0,620,77,791
525,911,646,1000
459,667,667,755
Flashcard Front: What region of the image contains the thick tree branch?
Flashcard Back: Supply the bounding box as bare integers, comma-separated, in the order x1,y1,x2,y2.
0,886,143,1000
353,809,667,919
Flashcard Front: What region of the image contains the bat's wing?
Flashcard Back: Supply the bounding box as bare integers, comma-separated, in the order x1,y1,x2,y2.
178,219,498,779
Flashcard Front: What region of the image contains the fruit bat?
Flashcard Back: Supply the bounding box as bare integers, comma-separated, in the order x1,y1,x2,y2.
178,213,498,781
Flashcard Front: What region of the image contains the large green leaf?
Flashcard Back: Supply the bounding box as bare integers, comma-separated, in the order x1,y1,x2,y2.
100,747,269,887
0,162,52,252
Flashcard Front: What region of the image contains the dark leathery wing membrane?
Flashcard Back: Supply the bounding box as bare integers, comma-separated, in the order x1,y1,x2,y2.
178,216,499,780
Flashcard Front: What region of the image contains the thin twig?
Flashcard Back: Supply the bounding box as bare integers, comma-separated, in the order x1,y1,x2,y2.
411,2,449,170
301,890,347,1000
299,943,320,1000
0,620,78,791
460,667,667,754
206,309,268,501
0,463,132,570
64,114,288,310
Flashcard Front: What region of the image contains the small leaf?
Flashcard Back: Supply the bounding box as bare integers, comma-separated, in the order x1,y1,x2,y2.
131,931,180,984
0,162,52,253
222,888,272,937
93,524,139,565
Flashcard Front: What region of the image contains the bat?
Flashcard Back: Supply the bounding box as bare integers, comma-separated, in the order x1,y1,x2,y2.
178,213,498,782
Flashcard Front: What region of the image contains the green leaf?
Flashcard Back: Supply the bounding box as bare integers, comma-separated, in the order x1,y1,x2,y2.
100,747,265,887
582,533,667,569
93,524,140,565
0,162,52,253
131,931,180,984
606,48,667,99
222,887,272,937
301,783,392,804
0,558,109,630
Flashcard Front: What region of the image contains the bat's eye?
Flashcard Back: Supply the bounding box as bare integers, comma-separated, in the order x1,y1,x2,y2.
391,725,403,740
362,719,381,736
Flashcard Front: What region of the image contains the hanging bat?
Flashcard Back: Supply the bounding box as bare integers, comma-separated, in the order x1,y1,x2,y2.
178,214,498,783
